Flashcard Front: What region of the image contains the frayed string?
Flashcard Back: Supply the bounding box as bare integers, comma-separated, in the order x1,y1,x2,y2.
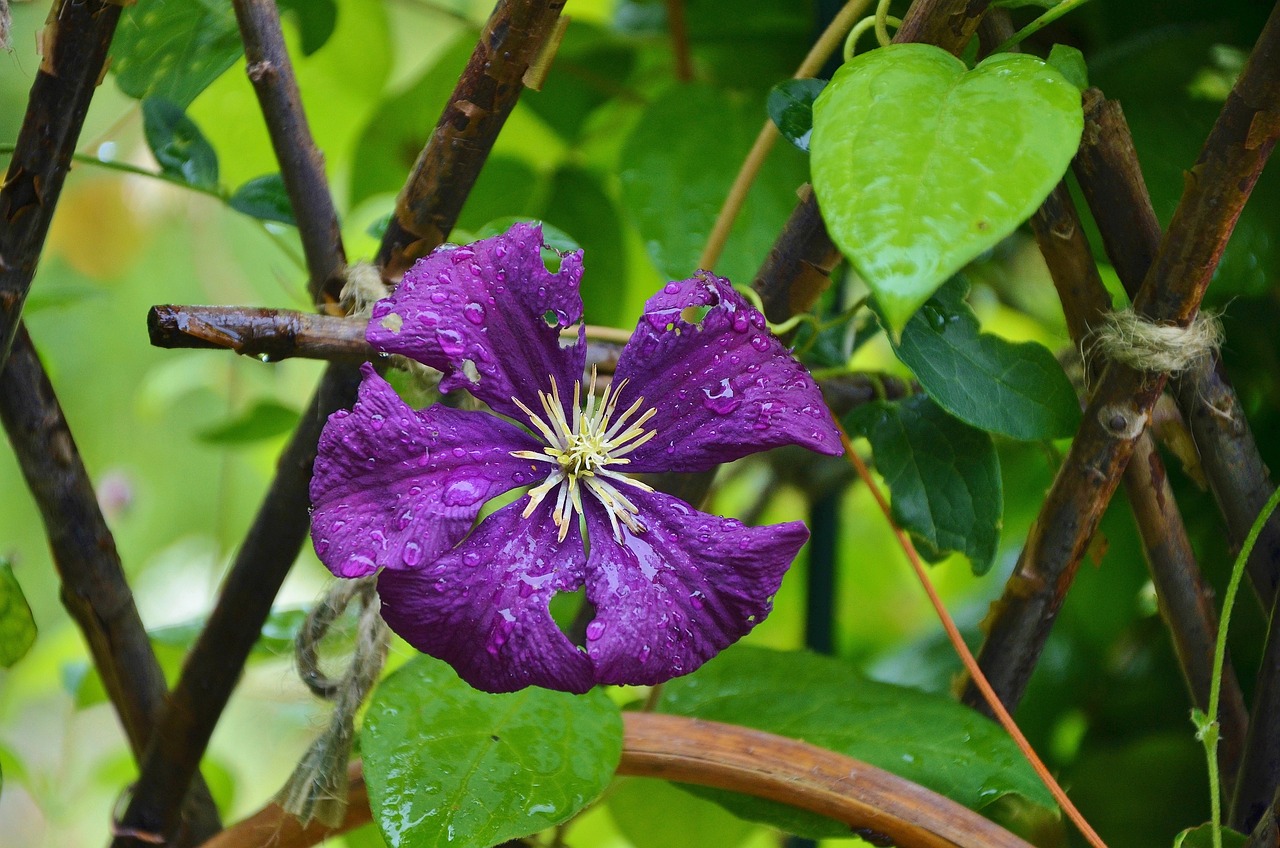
1083,308,1223,384
276,576,389,830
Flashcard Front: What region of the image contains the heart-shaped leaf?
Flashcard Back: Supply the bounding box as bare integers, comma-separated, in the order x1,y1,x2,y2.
767,78,826,152
228,174,296,226
811,44,1083,332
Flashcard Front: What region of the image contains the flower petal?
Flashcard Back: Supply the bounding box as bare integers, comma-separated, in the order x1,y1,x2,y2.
610,273,841,473
310,364,542,578
581,487,807,686
365,222,586,420
377,498,594,694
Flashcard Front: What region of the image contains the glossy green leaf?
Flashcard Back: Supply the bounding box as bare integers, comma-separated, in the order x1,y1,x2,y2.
149,607,312,657
0,561,36,668
1174,824,1247,848
891,277,1080,440
142,99,220,189
767,78,826,152
277,0,338,56
196,400,301,444
363,655,622,848
619,83,809,285
661,646,1054,838
111,0,242,107
228,175,297,226
607,778,756,848
1048,44,1088,91
847,394,1002,573
811,43,1083,332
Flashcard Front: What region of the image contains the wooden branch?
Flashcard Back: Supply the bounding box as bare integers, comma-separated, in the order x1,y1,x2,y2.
1073,89,1280,608
113,3,573,845
375,0,569,280
895,0,991,54
0,328,222,844
231,0,348,306
147,305,374,362
0,0,122,369
964,0,1280,715
197,714,1035,848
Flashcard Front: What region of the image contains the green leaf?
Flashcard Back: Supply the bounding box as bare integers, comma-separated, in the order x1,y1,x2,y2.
277,0,338,56
228,175,297,226
1048,44,1088,91
142,98,220,189
1173,824,1248,848
891,277,1080,440
523,24,636,142
767,78,826,152
619,83,809,285
149,607,311,657
847,394,1002,573
363,655,622,848
607,778,756,848
660,646,1054,838
0,561,37,668
196,400,301,444
811,43,1083,332
111,0,243,108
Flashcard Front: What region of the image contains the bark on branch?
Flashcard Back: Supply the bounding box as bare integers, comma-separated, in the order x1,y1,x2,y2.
964,1,1280,717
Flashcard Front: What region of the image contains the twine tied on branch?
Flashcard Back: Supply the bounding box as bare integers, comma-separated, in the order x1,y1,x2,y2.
1086,308,1224,376
276,575,389,829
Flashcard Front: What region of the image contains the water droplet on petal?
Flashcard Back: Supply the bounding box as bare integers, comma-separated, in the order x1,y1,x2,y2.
463,551,482,567
749,335,770,352
463,302,486,325
443,479,483,506
585,620,606,641
436,328,465,355
402,542,423,566
452,447,467,458
638,644,651,663
315,538,330,556
430,292,447,304
663,282,679,294
702,378,741,415
732,314,750,332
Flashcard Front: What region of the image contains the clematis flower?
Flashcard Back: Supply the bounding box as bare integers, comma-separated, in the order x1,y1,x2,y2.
310,223,841,694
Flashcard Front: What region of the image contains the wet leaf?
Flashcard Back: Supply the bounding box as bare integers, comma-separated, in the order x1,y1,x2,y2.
142,98,220,189
363,655,621,848
847,394,1002,574
890,276,1080,440
1048,44,1088,91
196,400,301,444
149,608,312,657
811,43,1082,332
111,0,243,107
277,0,337,56
228,175,297,226
767,78,826,152
0,561,37,668
661,646,1054,838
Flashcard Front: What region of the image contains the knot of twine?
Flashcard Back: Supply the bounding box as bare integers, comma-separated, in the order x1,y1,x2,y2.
339,262,387,319
1084,308,1223,377
276,575,389,829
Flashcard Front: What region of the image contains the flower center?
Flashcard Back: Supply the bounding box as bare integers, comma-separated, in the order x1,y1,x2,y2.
511,368,657,542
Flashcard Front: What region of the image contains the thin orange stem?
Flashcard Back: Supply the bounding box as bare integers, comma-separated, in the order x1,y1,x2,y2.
697,0,873,271
837,425,1108,848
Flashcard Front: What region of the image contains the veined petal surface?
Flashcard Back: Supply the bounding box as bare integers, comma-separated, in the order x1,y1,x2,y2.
580,487,809,686
612,273,840,473
310,365,539,578
366,222,587,420
378,498,594,694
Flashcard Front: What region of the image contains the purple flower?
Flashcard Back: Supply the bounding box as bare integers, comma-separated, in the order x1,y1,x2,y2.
310,223,841,693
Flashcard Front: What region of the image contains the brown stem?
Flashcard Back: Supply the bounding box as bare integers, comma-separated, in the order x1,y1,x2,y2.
197,715,1035,848
374,0,569,281
0,0,122,370
964,1,1280,715
1073,89,1280,608
113,3,572,844
147,305,375,363
664,0,695,82
231,0,348,306
0,328,222,844
895,0,991,53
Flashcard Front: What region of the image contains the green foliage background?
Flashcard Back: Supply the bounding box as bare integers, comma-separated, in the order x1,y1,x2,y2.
1,0,1279,846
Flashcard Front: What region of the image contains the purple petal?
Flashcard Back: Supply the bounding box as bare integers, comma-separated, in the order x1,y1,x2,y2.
377,498,594,694
581,487,807,686
310,364,543,578
609,273,841,473
365,222,586,421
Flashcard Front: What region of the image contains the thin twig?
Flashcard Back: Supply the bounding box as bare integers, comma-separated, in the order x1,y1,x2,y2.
0,328,223,844
697,0,874,271
965,1,1280,715
232,0,348,306
838,426,1108,848
664,0,694,82
197,716,1037,848
0,0,122,369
